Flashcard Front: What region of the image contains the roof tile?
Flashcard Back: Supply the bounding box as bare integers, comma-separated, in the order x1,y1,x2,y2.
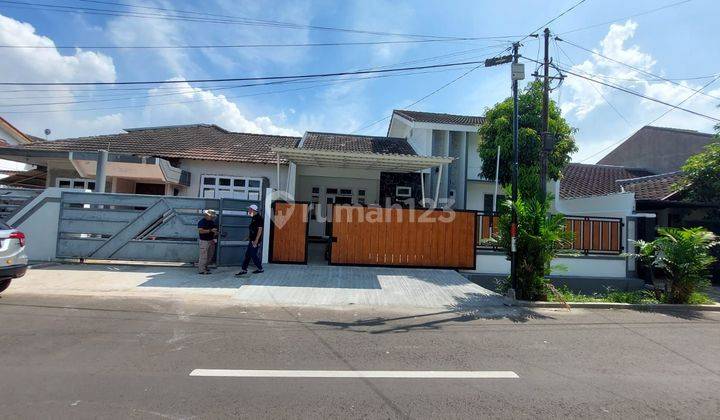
393,109,484,126
301,132,417,155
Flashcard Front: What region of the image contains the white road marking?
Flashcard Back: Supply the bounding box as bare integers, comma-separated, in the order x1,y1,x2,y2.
190,369,519,379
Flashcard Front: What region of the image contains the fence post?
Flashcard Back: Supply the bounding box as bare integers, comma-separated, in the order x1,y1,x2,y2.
261,187,273,264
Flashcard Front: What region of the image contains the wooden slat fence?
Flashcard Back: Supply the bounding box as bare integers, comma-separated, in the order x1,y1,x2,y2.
330,206,476,269
476,212,623,255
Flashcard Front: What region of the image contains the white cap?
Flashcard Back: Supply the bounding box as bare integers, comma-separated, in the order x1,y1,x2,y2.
248,204,259,211
203,209,218,217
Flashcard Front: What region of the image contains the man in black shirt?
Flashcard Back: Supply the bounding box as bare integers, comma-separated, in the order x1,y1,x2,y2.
197,209,218,274
236,204,264,275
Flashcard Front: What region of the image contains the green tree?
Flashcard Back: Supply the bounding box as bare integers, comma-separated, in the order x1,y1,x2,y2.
635,227,717,304
676,140,720,220
494,196,573,301
477,81,577,199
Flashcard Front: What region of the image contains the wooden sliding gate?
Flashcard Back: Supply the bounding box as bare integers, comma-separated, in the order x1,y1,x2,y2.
330,206,476,269
269,202,309,264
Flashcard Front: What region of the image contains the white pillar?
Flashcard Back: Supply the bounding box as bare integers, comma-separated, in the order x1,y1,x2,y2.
94,150,108,193
276,152,281,191
262,187,273,264
420,171,426,207
434,165,443,207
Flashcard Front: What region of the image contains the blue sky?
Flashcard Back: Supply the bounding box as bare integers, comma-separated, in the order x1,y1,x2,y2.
0,0,718,162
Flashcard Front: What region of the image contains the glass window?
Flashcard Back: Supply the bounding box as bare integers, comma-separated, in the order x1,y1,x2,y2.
87,182,96,190
358,189,366,196
248,192,260,201
234,179,245,187
248,180,261,188
202,188,215,198
219,178,231,186
326,188,337,195
58,180,70,188
312,187,320,194
340,189,352,195
73,181,86,189
396,186,412,198
203,177,216,185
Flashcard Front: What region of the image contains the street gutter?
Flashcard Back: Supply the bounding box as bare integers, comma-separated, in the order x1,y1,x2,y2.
507,300,720,312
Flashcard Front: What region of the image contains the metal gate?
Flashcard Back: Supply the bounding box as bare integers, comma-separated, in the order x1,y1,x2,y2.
56,191,260,264
216,198,259,265
269,201,309,264
330,206,476,269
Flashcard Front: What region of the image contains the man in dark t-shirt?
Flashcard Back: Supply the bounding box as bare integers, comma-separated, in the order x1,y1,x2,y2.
236,204,264,275
197,210,218,274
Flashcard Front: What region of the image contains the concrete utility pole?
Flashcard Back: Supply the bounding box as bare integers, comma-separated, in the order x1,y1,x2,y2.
540,27,550,199
510,42,523,294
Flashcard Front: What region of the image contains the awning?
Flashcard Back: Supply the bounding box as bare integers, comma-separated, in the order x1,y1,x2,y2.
70,151,191,186
271,147,452,171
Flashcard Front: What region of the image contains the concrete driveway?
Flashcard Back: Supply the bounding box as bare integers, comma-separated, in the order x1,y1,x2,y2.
7,263,504,311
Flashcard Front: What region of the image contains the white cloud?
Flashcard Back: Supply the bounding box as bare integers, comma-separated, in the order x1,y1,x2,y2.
0,13,120,139
560,20,720,161
142,80,300,136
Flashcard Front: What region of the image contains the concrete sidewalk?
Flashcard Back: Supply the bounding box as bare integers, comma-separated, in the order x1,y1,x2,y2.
7,263,504,310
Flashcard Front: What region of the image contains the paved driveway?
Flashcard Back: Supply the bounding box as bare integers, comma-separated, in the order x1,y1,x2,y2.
9,263,504,310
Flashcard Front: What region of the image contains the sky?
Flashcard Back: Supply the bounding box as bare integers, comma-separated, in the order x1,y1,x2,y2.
0,0,718,163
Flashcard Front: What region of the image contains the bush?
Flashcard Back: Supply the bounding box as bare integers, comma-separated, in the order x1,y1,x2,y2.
494,196,573,301
635,227,718,304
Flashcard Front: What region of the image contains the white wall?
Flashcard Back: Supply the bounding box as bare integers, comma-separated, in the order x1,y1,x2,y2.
474,253,627,278
179,159,288,198
466,181,505,211
466,132,484,181
407,127,432,157
0,124,32,171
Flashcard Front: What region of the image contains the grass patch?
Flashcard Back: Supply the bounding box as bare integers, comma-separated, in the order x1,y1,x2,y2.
549,286,716,305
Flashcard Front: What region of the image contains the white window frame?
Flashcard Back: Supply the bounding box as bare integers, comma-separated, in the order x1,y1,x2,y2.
200,174,263,200
396,186,412,198
56,177,95,190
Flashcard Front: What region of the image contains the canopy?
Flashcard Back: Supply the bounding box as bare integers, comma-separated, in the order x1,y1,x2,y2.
271,147,452,171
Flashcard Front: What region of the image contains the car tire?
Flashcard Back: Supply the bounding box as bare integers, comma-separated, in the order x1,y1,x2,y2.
0,279,11,294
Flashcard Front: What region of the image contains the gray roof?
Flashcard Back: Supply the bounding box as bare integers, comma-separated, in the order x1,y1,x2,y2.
301,132,417,155
597,125,717,173
392,110,484,126
11,124,301,164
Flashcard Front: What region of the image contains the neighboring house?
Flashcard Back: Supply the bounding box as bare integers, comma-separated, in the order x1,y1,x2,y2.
0,124,300,197
0,116,35,173
387,110,491,210
598,125,716,174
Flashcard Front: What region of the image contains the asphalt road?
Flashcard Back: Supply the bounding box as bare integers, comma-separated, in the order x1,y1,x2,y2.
0,293,719,419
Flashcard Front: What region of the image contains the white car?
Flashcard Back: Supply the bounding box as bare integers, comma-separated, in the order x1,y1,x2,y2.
0,222,28,293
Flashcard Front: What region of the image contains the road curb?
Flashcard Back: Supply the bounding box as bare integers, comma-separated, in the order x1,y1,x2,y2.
507,299,720,311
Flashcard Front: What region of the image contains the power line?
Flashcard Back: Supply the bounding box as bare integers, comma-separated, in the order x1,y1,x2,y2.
0,0,510,41
0,59,492,86
578,72,720,163
0,38,512,50
0,65,480,108
554,38,631,124
557,37,720,102
519,0,588,43
522,57,720,122
351,64,485,134
558,0,693,35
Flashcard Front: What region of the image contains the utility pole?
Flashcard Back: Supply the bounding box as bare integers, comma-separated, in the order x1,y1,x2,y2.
540,27,550,199
483,45,523,296
510,42,523,295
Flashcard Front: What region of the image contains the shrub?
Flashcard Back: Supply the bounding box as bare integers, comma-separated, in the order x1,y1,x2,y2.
494,196,573,301
635,227,718,304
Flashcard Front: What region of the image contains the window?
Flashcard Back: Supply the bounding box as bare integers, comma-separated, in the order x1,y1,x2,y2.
396,186,412,198
200,175,262,201
484,194,506,213
56,178,95,190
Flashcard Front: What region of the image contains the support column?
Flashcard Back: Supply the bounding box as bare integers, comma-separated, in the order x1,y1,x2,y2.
433,165,443,207
94,150,108,193
420,171,426,207
276,152,281,191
